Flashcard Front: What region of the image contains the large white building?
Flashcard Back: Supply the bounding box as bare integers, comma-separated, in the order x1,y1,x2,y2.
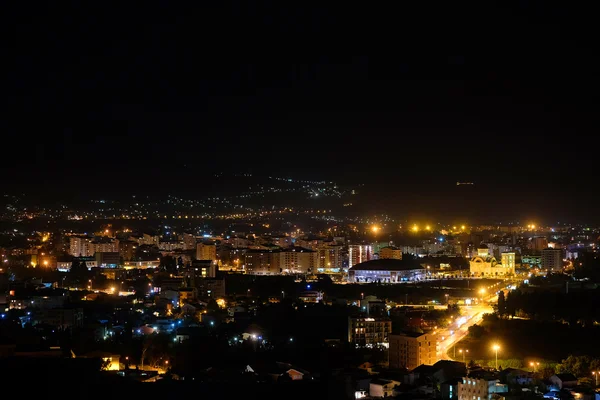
348,259,425,283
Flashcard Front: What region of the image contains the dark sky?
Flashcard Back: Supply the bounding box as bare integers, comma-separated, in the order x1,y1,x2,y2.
3,1,600,223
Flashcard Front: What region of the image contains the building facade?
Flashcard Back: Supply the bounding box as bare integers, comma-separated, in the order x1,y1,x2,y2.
317,245,343,273
541,248,562,270
389,332,440,370
196,242,217,262
69,236,94,257
349,244,373,268
279,247,317,274
469,247,515,277
348,317,392,347
244,249,281,275
380,246,403,260
348,259,425,283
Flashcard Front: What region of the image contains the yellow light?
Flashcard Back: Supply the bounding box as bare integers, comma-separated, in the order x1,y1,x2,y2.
531,224,536,230
412,225,419,232
452,226,457,230
371,226,379,233
425,225,431,231
479,288,486,294
492,344,500,351
461,225,465,230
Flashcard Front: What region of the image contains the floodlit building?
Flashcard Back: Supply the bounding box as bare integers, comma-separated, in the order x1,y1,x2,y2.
348,259,425,283
389,332,440,370
379,246,403,260
469,247,515,277
196,242,217,262
279,247,318,274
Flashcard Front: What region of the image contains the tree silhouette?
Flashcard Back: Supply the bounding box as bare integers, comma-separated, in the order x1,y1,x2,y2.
497,291,506,317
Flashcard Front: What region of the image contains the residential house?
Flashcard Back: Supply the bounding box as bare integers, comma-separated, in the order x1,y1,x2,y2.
370,378,401,398
549,373,578,389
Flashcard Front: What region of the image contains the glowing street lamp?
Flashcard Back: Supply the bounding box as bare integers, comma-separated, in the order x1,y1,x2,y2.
412,225,419,232
592,371,599,386
530,361,539,373
459,349,469,363
492,344,500,370
371,226,380,234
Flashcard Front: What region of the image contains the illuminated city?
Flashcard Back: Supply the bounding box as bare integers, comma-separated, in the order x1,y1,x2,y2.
3,1,600,398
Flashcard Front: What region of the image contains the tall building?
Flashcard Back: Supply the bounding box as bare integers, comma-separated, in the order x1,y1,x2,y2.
317,245,343,273
541,248,562,270
69,236,94,257
182,233,197,250
349,244,373,268
140,233,160,246
389,332,440,370
280,247,318,274
500,252,515,271
379,246,403,260
119,240,137,261
188,260,217,279
91,238,119,254
196,242,217,262
245,249,281,275
348,317,392,347
530,236,548,252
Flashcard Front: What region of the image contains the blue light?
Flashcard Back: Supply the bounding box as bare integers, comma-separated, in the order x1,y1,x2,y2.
0,314,4,318
178,320,182,324
439,237,444,242
307,284,311,289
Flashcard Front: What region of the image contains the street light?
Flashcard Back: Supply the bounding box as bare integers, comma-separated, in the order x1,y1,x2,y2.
492,344,500,370
459,349,469,363
593,371,599,386
530,361,539,373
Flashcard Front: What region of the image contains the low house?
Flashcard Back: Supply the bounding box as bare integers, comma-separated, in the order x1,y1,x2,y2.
246,361,311,382
370,378,401,398
549,373,578,389
500,368,533,386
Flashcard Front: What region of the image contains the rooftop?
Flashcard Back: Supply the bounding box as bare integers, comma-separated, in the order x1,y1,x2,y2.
350,258,424,271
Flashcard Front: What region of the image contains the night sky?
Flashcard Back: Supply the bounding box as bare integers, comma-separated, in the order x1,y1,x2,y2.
3,1,599,223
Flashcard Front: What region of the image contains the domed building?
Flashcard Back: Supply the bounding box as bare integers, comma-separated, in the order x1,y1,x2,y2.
348,258,425,283
469,245,515,277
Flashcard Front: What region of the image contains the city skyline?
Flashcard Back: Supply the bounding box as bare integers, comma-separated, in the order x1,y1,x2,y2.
4,2,600,224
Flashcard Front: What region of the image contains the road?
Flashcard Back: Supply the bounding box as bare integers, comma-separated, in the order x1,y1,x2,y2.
435,278,522,361
435,304,492,361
